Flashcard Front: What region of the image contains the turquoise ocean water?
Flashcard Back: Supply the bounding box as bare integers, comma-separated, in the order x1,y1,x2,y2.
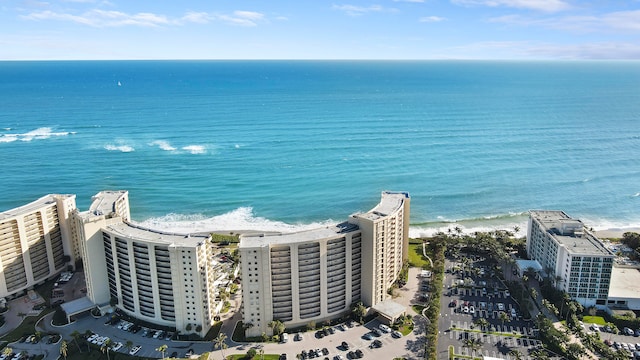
1,60,639,237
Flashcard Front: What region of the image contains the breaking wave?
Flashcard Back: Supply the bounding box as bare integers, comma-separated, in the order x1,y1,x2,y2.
0,127,72,143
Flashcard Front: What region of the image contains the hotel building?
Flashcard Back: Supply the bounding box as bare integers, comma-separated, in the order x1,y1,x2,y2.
74,191,219,336
239,191,410,337
0,195,77,299
527,210,614,307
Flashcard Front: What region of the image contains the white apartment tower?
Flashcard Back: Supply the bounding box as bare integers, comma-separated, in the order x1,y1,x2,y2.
527,210,614,307
74,191,218,336
0,195,77,299
239,191,410,337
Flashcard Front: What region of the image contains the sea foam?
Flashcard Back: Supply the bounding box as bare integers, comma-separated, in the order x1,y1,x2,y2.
0,127,71,142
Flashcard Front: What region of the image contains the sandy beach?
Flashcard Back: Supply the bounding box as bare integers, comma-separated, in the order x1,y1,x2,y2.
595,227,640,239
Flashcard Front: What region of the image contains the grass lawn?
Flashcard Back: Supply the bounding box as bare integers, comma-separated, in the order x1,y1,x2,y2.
0,310,55,343
407,244,429,268
582,316,606,325
398,324,413,336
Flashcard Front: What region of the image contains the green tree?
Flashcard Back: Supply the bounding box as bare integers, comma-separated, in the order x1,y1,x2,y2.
60,340,68,360
101,339,112,360
352,302,367,323
3,348,12,358
125,340,134,354
473,317,489,331
498,311,510,328
268,319,285,336
156,344,168,359
565,343,584,360
213,333,228,359
70,330,82,352
508,349,523,360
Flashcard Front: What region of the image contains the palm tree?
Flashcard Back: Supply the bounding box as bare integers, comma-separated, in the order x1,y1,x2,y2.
473,317,489,331
70,330,82,352
565,343,584,360
508,349,523,360
60,340,68,360
352,302,367,324
530,348,550,360
3,348,12,358
213,333,228,360
156,344,168,359
530,288,538,301
463,338,482,356
125,340,134,353
498,311,510,330
268,319,285,336
259,348,264,360
101,339,112,360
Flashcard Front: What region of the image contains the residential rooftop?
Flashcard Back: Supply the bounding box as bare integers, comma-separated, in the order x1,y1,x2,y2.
105,222,210,247
355,191,409,221
530,210,613,257
0,194,75,221
239,222,359,248
88,190,127,216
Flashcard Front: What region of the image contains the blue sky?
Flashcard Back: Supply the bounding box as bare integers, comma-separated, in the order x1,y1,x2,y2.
2,0,640,60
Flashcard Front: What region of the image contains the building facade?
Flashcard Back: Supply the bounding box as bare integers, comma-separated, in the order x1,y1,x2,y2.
0,195,77,299
239,191,410,337
74,191,219,336
527,210,614,307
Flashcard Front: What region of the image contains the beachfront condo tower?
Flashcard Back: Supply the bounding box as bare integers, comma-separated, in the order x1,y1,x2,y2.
239,191,410,337
0,195,77,299
74,191,220,337
527,210,614,307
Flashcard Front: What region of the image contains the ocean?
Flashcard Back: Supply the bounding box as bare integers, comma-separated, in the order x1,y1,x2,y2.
1,60,639,237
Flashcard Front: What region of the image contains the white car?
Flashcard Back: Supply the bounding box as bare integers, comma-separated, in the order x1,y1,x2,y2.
379,324,391,333
111,342,123,351
504,290,510,297
392,330,402,338
129,345,141,355
469,306,475,315
497,303,505,311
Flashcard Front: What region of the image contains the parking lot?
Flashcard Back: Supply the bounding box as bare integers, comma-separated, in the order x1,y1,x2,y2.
438,253,540,359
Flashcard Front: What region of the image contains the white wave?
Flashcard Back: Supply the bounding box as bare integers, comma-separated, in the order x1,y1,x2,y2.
104,144,135,152
409,221,529,239
0,135,18,143
135,207,336,235
1,127,71,142
633,192,640,197
234,144,241,149
182,145,206,154
149,140,177,152
3,128,10,131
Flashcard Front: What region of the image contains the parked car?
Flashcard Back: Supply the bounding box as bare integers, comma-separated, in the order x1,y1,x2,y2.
379,324,391,333
392,330,403,338
129,345,141,355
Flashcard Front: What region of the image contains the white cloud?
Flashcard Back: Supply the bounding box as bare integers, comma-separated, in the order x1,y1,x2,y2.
452,0,570,12
448,40,640,59
21,9,171,27
420,16,445,22
21,8,267,27
525,42,640,59
332,4,398,16
489,10,640,33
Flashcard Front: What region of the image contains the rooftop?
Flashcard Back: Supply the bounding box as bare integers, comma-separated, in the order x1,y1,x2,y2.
0,194,75,221
88,190,127,216
530,210,613,257
105,222,209,247
239,222,358,248
609,266,640,299
355,191,409,221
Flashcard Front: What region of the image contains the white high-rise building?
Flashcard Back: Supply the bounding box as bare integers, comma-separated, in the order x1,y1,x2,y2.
527,210,614,307
74,191,219,336
239,191,410,337
0,195,77,299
